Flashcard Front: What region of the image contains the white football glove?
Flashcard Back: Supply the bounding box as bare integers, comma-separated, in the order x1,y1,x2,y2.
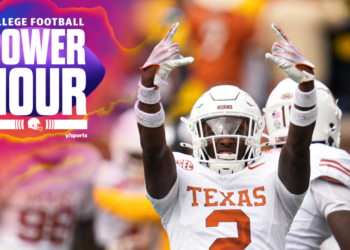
141,22,194,86
265,23,315,84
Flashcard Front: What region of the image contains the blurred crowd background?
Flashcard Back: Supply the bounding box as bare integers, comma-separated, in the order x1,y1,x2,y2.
0,0,350,249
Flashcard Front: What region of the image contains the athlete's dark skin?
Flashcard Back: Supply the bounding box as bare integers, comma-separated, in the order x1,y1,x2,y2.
203,120,247,161
328,210,350,250
266,113,350,247
288,141,350,250
138,64,315,199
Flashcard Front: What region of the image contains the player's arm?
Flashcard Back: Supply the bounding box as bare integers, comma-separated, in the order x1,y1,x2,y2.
311,178,350,250
328,211,350,250
266,24,316,194
135,23,194,199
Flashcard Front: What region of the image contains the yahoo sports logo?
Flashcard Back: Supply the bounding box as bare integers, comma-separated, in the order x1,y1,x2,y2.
0,26,105,135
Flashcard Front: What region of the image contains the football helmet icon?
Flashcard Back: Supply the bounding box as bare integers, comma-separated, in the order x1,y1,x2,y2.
28,118,43,131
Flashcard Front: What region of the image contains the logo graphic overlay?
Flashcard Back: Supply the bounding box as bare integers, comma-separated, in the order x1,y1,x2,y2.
0,2,109,138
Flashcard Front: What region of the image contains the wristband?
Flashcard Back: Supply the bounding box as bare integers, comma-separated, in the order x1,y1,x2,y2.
290,104,318,127
138,80,160,104
134,100,165,128
294,85,317,108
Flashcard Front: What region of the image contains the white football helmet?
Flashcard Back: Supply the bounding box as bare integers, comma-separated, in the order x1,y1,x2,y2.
265,78,342,147
28,118,43,131
110,109,144,183
182,85,265,175
111,109,176,183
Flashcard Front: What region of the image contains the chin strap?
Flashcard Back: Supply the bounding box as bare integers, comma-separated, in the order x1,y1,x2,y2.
208,161,245,175
180,142,193,149
260,142,270,147
262,133,270,139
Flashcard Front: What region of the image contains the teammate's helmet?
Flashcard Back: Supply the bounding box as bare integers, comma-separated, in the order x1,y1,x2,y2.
265,78,342,147
110,109,144,182
28,118,43,131
183,85,265,175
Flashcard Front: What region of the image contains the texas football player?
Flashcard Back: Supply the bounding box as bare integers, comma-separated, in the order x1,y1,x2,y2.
134,22,317,249
264,78,350,250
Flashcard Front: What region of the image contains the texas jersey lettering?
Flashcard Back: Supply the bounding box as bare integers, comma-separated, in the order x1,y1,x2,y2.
147,152,304,250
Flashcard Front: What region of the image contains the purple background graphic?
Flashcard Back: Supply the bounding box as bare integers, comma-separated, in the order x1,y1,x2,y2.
1,28,105,116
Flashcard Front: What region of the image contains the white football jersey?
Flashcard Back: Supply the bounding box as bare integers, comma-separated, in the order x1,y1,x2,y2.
0,143,100,250
286,143,350,250
147,152,305,250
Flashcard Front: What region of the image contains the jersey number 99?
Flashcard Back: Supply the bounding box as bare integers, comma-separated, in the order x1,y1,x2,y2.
19,207,75,244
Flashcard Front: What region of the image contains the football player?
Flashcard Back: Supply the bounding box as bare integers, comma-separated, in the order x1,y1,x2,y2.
264,79,350,250
93,109,169,250
0,140,101,250
134,22,317,249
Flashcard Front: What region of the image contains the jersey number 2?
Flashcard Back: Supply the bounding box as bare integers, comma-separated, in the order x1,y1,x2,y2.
206,209,251,249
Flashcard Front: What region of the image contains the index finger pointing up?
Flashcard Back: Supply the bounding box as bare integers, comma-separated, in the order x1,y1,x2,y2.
271,23,290,45
163,22,179,45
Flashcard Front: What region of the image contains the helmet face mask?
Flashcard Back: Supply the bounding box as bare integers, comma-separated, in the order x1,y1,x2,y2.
183,86,264,175
197,116,255,161
201,117,251,138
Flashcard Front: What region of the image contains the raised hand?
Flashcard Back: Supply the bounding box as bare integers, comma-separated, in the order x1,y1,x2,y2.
142,23,194,86
265,23,315,84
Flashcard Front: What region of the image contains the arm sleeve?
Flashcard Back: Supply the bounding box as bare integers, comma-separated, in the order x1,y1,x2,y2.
311,177,350,218
276,175,307,221
93,187,161,223
146,177,179,230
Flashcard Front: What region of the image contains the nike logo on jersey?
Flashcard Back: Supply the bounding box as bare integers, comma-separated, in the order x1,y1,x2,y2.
248,162,265,170
187,186,266,207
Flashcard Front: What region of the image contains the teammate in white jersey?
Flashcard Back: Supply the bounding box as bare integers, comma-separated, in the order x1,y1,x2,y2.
264,78,350,250
0,141,101,250
134,22,317,249
93,109,165,250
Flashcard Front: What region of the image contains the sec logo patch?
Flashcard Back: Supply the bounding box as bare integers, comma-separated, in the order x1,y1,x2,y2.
176,160,193,171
